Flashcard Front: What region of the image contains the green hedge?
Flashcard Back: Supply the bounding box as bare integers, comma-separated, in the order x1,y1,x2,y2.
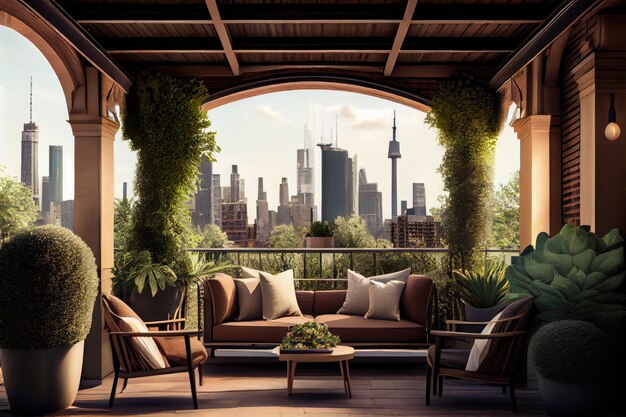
0,226,98,349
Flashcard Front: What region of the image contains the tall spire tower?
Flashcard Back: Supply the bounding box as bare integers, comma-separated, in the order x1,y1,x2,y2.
21,76,40,206
388,111,401,218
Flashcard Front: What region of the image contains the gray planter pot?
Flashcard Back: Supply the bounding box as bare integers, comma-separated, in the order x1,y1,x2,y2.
0,340,84,415
537,375,608,416
461,301,510,332
129,286,183,322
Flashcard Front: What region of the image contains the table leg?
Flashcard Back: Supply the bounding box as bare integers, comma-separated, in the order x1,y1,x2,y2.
287,361,298,396
339,361,348,394
343,361,353,398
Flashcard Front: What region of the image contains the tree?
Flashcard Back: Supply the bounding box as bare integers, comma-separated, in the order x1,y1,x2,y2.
269,224,306,248
491,170,520,249
200,224,228,248
114,198,134,249
333,215,376,248
425,76,501,270
0,171,38,242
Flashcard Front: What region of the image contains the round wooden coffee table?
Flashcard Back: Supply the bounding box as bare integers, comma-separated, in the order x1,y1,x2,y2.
275,346,355,397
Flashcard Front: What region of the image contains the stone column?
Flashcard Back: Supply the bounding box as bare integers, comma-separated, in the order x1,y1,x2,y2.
513,115,552,249
70,114,118,382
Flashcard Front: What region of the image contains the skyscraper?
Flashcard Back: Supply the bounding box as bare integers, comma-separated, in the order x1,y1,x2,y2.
412,183,427,216
358,168,383,237
318,144,351,223
41,176,50,214
388,112,401,218
349,154,358,215
212,174,222,228
192,157,214,228
21,77,39,205
258,177,267,201
49,145,63,204
296,123,315,205
230,165,240,203
278,177,290,225
256,177,270,240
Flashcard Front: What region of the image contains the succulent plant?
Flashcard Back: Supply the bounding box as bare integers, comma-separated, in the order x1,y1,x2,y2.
280,322,340,350
530,320,613,384
506,224,626,332
454,259,510,308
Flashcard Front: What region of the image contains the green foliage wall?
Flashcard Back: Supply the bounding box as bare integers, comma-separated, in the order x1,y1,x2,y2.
426,76,502,270
0,170,39,242
122,71,218,264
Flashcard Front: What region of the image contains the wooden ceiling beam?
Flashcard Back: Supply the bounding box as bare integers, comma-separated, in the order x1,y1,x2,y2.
204,0,239,76
385,0,418,77
69,3,551,25
103,36,521,54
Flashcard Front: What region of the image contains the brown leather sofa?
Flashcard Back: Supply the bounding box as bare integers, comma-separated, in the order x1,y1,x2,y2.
202,273,434,352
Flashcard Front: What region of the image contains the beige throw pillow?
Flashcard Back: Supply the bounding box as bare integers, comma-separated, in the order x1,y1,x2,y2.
258,269,302,320
365,280,406,321
234,278,263,321
338,268,411,316
118,316,167,369
240,266,261,279
465,312,503,372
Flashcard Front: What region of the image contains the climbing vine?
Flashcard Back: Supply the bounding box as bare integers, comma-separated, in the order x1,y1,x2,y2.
425,76,502,270
122,71,218,264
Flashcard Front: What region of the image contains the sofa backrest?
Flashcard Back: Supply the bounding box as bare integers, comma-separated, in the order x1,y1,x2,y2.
295,291,314,315
313,290,347,315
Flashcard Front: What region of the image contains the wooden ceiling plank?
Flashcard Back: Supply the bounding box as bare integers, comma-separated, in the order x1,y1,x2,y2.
204,0,240,76
385,0,418,76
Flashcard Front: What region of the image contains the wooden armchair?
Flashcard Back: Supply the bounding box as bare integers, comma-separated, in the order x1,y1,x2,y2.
102,294,208,409
425,296,533,412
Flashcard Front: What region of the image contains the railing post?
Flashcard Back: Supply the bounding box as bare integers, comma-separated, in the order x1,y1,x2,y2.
319,252,323,281
350,252,354,270
373,252,377,274
237,252,241,266
303,252,307,279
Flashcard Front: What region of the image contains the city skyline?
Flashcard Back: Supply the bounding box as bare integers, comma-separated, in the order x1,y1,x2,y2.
1,27,521,224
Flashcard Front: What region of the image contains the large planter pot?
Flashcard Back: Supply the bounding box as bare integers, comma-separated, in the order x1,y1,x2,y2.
305,236,334,248
129,286,183,322
537,374,607,416
461,301,510,332
0,340,84,415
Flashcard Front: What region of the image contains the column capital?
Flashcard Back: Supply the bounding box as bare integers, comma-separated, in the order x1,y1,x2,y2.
512,114,552,140
69,115,119,139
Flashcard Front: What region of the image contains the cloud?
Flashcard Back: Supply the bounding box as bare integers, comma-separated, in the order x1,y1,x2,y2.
352,118,388,130
326,104,391,131
326,104,358,119
254,105,288,124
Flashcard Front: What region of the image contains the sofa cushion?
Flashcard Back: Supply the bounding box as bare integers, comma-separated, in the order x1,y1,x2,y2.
315,314,426,343
401,275,433,326
427,346,470,369
156,336,208,368
213,316,315,343
314,290,346,315
296,291,315,315
234,278,263,321
338,268,411,316
206,273,237,324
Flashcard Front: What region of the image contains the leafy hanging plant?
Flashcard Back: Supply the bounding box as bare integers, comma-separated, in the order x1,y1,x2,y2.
425,76,502,270
506,224,626,333
112,250,177,297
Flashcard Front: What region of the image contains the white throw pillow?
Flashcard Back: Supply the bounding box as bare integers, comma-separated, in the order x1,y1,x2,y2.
365,280,406,321
234,277,263,321
118,316,167,369
338,268,411,316
258,269,302,320
465,312,503,372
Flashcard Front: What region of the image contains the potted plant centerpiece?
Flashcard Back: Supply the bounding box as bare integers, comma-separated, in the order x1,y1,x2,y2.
454,260,511,331
530,320,613,416
280,322,340,353
0,226,98,414
305,221,334,248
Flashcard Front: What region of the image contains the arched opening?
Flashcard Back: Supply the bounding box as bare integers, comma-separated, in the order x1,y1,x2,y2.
201,74,432,113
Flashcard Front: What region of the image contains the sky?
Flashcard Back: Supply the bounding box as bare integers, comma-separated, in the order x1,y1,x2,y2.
0,26,520,222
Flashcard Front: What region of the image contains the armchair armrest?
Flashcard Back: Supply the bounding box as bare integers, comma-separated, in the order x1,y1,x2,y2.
144,318,186,326
446,319,491,326
110,329,202,338
431,330,527,340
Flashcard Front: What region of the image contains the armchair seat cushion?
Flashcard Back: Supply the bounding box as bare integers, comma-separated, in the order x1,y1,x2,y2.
213,316,315,343
427,346,470,369
156,336,208,368
315,314,425,343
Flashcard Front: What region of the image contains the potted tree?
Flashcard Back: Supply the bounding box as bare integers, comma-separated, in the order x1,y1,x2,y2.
0,226,98,414
530,320,613,416
454,260,511,331
305,220,334,248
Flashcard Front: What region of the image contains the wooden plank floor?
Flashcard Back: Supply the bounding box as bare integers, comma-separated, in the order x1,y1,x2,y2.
0,359,546,417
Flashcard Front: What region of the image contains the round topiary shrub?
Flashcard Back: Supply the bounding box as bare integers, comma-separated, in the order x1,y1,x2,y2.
0,226,98,350
530,320,613,385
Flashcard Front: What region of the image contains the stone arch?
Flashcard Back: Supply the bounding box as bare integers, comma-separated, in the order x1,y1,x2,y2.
0,1,85,113
202,73,432,113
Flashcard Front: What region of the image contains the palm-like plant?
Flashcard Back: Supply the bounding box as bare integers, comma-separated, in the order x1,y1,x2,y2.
112,250,178,297
454,260,510,308
177,252,237,287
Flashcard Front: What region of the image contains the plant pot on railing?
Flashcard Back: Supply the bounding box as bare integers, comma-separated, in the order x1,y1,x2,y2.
305,236,335,248
305,221,334,248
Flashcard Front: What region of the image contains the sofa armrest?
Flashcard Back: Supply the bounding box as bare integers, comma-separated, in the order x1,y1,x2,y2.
203,273,236,342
